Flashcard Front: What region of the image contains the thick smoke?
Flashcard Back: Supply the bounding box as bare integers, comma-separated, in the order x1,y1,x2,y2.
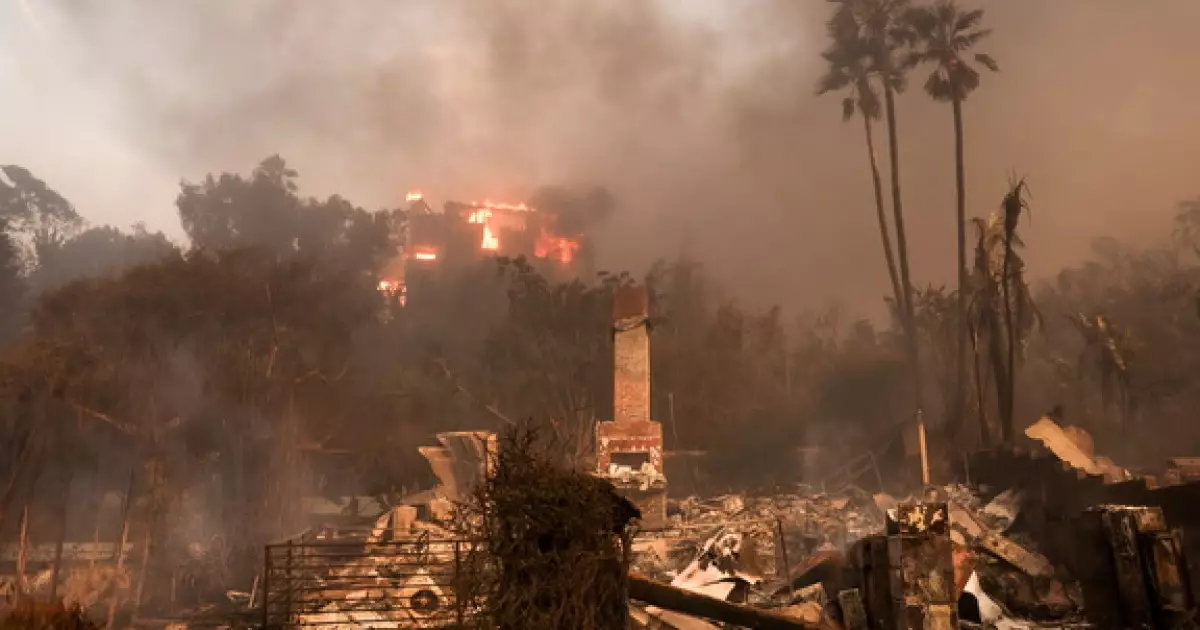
10,0,1200,315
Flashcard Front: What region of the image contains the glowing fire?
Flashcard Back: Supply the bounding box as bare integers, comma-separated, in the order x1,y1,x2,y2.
378,278,401,294
408,196,581,264
406,191,424,202
481,224,499,250
472,200,530,212
535,229,581,264
377,279,407,306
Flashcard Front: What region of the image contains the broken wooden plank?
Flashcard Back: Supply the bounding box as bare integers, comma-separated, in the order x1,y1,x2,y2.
974,531,1055,578
948,501,1053,579
1102,508,1156,627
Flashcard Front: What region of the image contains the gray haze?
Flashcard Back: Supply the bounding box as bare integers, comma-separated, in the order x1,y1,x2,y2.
3,0,1199,317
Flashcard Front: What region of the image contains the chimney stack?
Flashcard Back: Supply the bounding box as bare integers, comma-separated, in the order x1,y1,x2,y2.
612,285,651,425
596,284,667,530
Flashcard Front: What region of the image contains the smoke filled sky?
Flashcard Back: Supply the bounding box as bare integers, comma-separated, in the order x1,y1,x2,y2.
3,0,1199,317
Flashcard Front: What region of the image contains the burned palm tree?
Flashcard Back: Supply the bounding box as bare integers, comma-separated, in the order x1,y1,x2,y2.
966,199,1040,445
1000,177,1031,441
1068,313,1134,427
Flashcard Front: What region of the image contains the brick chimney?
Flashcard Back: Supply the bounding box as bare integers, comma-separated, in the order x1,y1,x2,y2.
612,285,651,425
596,284,667,529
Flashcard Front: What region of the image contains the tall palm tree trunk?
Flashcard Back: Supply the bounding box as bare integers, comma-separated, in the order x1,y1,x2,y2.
986,312,1012,443
862,113,904,309
1000,239,1016,443
884,84,927,482
884,87,916,334
969,325,989,446
952,96,968,437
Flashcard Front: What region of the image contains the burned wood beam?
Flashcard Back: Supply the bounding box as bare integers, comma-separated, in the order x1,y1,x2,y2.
1077,505,1197,629
628,573,837,630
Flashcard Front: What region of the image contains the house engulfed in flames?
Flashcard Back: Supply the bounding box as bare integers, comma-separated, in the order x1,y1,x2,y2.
378,192,590,305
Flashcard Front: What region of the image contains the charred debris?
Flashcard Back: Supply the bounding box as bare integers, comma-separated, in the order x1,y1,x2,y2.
2,285,1192,629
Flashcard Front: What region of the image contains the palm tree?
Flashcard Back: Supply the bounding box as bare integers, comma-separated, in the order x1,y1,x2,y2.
966,203,1039,444
904,1,998,435
1173,196,1200,252
1000,178,1031,440
826,0,926,477
1068,313,1134,427
816,35,903,310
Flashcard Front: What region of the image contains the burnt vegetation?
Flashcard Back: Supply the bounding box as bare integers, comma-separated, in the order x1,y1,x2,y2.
453,426,638,629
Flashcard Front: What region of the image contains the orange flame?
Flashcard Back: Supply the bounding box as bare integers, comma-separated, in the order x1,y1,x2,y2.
472,200,531,212
481,224,500,250
405,191,424,202
535,229,580,264
411,246,438,262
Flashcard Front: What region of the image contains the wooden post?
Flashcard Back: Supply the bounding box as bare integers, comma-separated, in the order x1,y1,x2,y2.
105,470,135,630
261,546,271,630
916,409,930,486
776,516,793,599
90,497,102,570
1077,505,1196,629
284,540,295,626
454,540,464,628
132,455,163,623
16,504,29,600
49,472,73,601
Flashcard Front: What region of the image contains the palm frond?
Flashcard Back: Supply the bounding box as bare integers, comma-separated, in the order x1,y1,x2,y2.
955,8,984,32
974,52,999,72
902,6,937,38
954,28,992,51
817,64,854,95
903,1,995,101
949,62,982,98
924,69,955,101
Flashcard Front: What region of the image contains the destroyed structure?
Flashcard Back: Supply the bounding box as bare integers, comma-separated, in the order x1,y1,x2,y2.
378,192,591,305
597,285,669,531
10,408,1199,627
11,275,1200,629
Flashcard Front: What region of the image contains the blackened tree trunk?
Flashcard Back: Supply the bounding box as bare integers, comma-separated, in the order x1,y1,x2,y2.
952,95,969,438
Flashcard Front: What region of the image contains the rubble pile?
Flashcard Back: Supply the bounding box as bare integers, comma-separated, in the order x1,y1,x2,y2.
627,481,1098,629
258,415,1200,629
607,462,667,492
632,488,886,583
262,510,466,629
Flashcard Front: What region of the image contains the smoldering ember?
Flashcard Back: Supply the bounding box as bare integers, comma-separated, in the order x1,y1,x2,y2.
4,2,1200,630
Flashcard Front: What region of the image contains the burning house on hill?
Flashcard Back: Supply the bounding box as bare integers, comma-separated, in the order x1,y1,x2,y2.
378,191,594,305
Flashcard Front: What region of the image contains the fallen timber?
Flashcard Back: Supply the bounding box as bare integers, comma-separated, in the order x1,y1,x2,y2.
629,572,835,629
